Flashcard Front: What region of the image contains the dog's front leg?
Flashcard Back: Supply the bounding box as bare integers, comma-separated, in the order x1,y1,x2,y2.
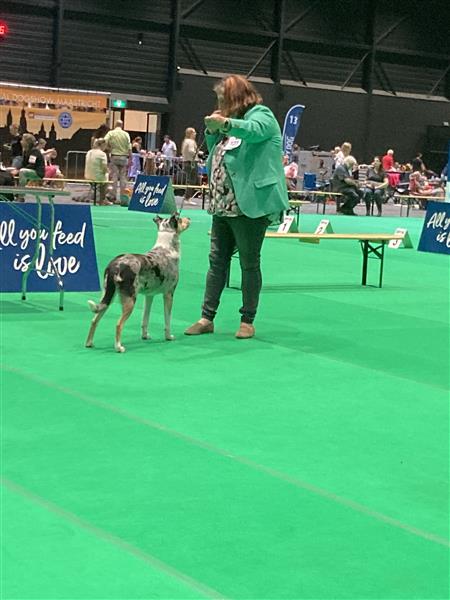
163,291,175,341
141,295,153,340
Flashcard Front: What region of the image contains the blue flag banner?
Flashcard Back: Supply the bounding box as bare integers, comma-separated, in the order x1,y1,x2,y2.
128,175,176,214
418,201,450,255
282,104,305,158
0,203,100,292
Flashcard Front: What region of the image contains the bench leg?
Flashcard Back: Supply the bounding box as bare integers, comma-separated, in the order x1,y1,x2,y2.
361,240,369,285
360,240,386,288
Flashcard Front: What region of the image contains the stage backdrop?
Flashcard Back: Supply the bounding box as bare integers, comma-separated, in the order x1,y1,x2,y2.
0,84,109,167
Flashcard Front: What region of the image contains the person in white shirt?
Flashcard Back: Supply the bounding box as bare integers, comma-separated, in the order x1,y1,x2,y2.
181,127,198,204
161,134,177,158
85,138,110,205
161,134,177,173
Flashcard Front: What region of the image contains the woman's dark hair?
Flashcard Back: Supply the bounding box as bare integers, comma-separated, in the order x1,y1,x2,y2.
214,75,262,118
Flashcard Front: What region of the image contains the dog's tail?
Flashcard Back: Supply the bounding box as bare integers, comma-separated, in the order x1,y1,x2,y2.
87,270,116,313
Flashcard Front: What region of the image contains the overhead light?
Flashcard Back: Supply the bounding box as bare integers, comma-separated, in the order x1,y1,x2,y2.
137,33,143,46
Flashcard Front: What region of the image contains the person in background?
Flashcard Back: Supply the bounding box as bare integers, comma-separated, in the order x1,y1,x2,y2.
362,156,388,216
91,121,110,148
132,136,143,153
185,74,289,339
409,158,444,206
181,127,198,205
382,148,395,171
104,119,131,205
283,155,298,192
0,167,15,200
332,155,361,215
37,138,58,165
334,142,352,168
18,133,45,188
9,124,23,170
143,151,156,175
130,136,144,174
85,138,110,205
162,134,177,159
161,134,177,172
413,152,437,178
44,149,64,187
291,143,300,164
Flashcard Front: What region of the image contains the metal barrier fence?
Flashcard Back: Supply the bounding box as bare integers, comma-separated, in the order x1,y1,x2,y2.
65,151,87,179
141,156,207,187
65,151,207,187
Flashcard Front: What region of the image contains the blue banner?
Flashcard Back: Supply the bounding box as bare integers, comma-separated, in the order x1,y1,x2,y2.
282,104,305,158
418,201,450,255
128,175,176,214
0,203,100,292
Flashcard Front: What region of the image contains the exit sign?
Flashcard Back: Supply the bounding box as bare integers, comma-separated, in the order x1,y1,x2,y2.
112,98,127,108
0,21,8,36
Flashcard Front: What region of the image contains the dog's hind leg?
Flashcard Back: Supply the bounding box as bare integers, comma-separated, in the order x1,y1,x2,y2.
163,291,175,341
141,295,154,340
115,295,136,353
85,305,109,348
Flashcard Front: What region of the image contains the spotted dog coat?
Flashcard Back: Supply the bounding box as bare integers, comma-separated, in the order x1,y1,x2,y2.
85,214,190,352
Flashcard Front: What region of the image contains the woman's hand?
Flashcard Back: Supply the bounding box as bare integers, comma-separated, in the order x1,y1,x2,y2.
204,111,227,132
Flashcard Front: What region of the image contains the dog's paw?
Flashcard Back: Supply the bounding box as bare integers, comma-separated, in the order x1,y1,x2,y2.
141,333,151,340
115,344,126,353
165,334,175,341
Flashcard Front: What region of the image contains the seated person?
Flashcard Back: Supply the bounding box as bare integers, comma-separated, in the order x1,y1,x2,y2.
85,138,110,205
18,134,45,187
362,156,388,216
143,151,156,175
332,155,362,215
283,155,298,192
44,149,64,188
0,168,15,201
409,158,444,207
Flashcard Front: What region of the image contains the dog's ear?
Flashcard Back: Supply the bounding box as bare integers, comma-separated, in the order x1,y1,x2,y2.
169,213,179,229
153,216,162,225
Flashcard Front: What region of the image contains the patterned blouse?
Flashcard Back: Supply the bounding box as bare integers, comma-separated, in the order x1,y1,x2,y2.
208,137,280,223
208,138,242,217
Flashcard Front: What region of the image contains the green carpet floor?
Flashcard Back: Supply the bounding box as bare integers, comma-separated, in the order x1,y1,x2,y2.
1,207,449,599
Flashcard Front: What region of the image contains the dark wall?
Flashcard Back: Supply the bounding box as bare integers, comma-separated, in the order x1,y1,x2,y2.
170,73,450,167
1,0,449,165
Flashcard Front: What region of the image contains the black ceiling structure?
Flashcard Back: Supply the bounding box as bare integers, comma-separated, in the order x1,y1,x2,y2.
1,0,449,162
1,0,450,98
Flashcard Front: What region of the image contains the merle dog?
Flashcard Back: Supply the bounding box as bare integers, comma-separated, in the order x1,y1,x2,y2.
86,214,190,352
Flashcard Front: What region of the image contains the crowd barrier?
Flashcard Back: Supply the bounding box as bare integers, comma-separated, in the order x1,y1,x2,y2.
65,151,207,187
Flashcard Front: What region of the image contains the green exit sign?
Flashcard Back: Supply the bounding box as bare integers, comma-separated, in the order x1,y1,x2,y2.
112,99,127,108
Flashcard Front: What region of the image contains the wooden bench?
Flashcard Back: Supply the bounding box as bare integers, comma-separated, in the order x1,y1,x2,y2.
263,231,413,287
288,190,343,214
14,176,107,205
393,194,445,217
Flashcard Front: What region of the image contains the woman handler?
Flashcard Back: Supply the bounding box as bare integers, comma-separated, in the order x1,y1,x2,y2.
185,75,289,339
